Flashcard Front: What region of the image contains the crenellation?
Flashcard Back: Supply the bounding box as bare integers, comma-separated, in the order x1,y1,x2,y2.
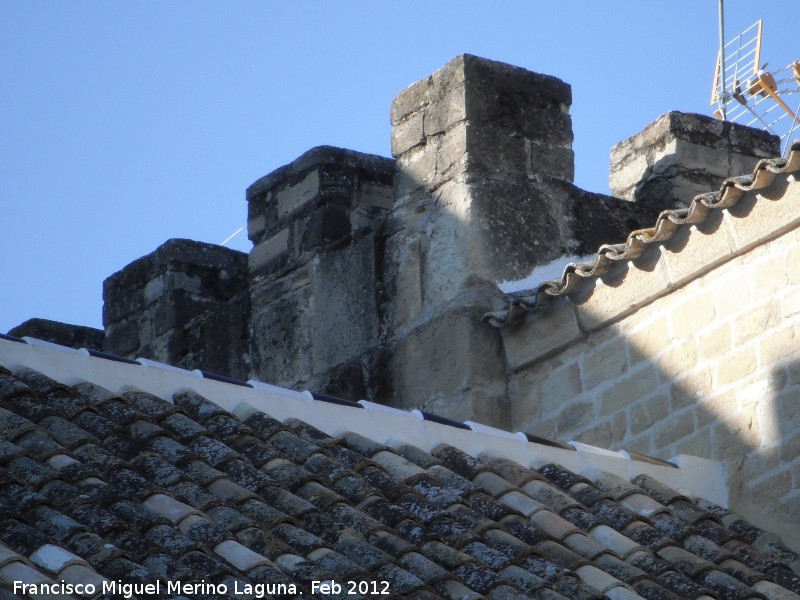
102,238,250,379
609,111,779,210
11,53,799,550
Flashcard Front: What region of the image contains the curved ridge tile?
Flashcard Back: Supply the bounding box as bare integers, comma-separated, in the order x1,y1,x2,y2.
487,141,800,327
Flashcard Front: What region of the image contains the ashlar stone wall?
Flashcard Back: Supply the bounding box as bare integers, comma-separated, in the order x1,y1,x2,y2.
245,146,395,399
503,171,800,548
385,54,655,425
102,239,250,379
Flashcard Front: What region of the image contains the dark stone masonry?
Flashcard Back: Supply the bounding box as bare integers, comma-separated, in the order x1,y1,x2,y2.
9,54,779,424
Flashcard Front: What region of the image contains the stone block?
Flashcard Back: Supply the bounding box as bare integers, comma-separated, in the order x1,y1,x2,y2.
458,54,572,130
383,233,423,331
760,322,800,366
629,394,671,436
734,299,780,344
741,469,792,506
788,243,800,284
527,139,575,182
715,345,757,386
501,299,583,371
434,122,468,180
310,235,379,374
654,408,695,450
359,183,394,211
697,323,731,362
573,420,613,448
673,428,713,457
391,77,433,127
573,247,671,332
103,316,141,356
391,111,425,156
774,389,800,437
599,365,659,415
247,214,266,242
657,337,699,377
464,123,530,180
522,415,559,442
670,368,712,411
507,374,543,426
779,490,800,525
422,87,466,137
394,143,436,198
609,111,778,210
557,401,595,434
249,286,313,389
712,269,751,318
143,272,202,305
301,205,351,250
580,337,628,392
628,316,670,365
389,306,507,424
779,427,800,463
751,256,789,303
726,177,800,252
625,433,654,456
660,210,737,289
540,362,583,414
670,290,716,340
739,448,780,484
697,389,737,427
249,227,290,276
9,318,104,351
276,169,320,219
781,287,800,319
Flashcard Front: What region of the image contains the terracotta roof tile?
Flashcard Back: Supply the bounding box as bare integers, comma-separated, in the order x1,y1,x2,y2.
486,141,800,327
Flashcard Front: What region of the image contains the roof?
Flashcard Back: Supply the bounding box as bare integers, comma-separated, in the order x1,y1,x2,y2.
1,335,799,600
485,141,800,328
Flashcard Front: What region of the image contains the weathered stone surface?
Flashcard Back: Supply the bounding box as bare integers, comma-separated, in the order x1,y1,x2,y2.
244,149,396,395
8,318,104,350
609,111,779,210
572,247,671,332
660,209,737,288
103,238,249,379
726,177,800,252
249,281,313,388
17,54,798,552
501,298,583,372
247,146,394,246
388,305,508,427
248,227,290,276
310,236,380,374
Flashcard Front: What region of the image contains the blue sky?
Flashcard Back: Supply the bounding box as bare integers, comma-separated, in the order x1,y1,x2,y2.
1,2,796,334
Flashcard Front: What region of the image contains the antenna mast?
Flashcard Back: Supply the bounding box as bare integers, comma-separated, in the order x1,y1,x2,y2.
717,0,726,119
710,12,800,153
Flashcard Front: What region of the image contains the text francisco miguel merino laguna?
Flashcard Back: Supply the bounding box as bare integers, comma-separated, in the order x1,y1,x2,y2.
14,579,392,597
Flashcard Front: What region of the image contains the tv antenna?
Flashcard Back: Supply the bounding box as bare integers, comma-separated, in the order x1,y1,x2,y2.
711,2,800,153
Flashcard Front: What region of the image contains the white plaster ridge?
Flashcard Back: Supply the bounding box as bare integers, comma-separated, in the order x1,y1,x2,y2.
0,336,729,507
498,254,596,294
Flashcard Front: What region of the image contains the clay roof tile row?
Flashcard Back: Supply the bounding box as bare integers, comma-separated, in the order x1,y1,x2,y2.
0,345,798,599
485,141,800,328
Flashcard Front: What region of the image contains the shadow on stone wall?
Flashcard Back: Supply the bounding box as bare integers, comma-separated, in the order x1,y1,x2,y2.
503,221,800,550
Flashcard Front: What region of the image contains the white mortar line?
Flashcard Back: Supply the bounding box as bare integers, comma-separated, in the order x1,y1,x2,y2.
0,337,729,506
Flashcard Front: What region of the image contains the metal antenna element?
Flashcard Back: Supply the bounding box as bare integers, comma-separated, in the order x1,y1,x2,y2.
220,227,244,247
717,0,726,120
711,15,800,153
